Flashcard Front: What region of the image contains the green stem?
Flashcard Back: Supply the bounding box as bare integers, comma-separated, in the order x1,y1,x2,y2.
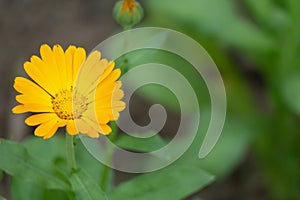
100,122,118,191
99,23,130,191
66,133,77,172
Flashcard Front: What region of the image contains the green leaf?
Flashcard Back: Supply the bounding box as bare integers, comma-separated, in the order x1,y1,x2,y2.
0,170,2,181
286,0,300,23
42,189,70,200
0,195,6,200
11,178,43,200
244,0,290,32
117,49,209,112
75,137,105,187
11,177,71,200
280,74,300,115
70,169,107,200
0,139,69,190
108,165,214,200
196,123,252,176
178,115,253,177
115,132,166,152
23,136,66,167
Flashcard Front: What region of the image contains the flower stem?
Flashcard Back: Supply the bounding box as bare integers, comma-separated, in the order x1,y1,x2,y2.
100,121,118,191
66,133,77,171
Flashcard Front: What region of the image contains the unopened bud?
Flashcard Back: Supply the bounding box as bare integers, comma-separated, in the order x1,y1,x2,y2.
113,0,144,29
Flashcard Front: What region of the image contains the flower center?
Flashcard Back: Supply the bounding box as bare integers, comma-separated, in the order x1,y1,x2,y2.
51,88,88,120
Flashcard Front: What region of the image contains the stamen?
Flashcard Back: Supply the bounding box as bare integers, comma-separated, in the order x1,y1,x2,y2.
51,88,88,120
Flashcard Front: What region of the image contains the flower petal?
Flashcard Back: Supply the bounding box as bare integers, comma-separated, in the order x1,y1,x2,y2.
12,104,53,113
75,118,99,138
16,94,52,108
24,61,58,96
72,47,86,82
98,61,115,83
53,44,68,89
75,51,107,96
34,118,60,139
67,120,78,135
65,45,77,88
13,77,51,101
99,124,112,135
25,113,58,126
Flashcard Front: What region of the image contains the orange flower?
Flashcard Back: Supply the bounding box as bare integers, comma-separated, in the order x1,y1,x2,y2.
12,44,125,139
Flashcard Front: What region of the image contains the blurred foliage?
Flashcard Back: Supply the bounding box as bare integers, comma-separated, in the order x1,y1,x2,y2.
108,165,213,200
142,0,300,199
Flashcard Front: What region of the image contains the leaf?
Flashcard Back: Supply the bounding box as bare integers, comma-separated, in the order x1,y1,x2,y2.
280,74,300,115
74,137,105,185
177,114,254,178
0,195,6,200
23,135,66,167
11,177,71,200
70,169,107,200
42,189,71,200
115,132,166,152
118,49,209,112
0,139,69,190
244,0,290,32
11,178,43,200
108,165,214,200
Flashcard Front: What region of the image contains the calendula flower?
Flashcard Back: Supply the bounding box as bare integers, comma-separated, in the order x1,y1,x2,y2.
12,44,125,139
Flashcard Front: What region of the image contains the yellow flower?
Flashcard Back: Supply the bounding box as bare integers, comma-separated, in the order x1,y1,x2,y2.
12,44,125,139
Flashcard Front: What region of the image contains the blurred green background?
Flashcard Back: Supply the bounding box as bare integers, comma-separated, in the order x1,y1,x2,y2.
1,0,300,199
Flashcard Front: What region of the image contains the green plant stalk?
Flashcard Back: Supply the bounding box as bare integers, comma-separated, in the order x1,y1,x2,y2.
66,133,77,171
100,121,118,191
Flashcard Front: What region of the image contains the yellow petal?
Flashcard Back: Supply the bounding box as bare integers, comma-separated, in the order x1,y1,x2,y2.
25,113,58,126
65,45,77,88
12,104,53,113
13,77,51,101
99,61,115,83
53,44,68,89
40,44,56,66
12,105,28,114
83,129,99,138
72,47,86,82
24,61,57,96
99,124,112,135
34,118,60,139
28,50,61,94
75,118,99,138
40,44,62,91
16,94,52,107
67,120,78,135
75,51,106,96
83,106,110,124
100,68,121,84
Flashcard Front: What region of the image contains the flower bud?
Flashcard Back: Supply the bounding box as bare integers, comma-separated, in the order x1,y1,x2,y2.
113,0,144,29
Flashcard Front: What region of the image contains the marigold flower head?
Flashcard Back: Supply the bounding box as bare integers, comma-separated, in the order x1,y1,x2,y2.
12,44,125,139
